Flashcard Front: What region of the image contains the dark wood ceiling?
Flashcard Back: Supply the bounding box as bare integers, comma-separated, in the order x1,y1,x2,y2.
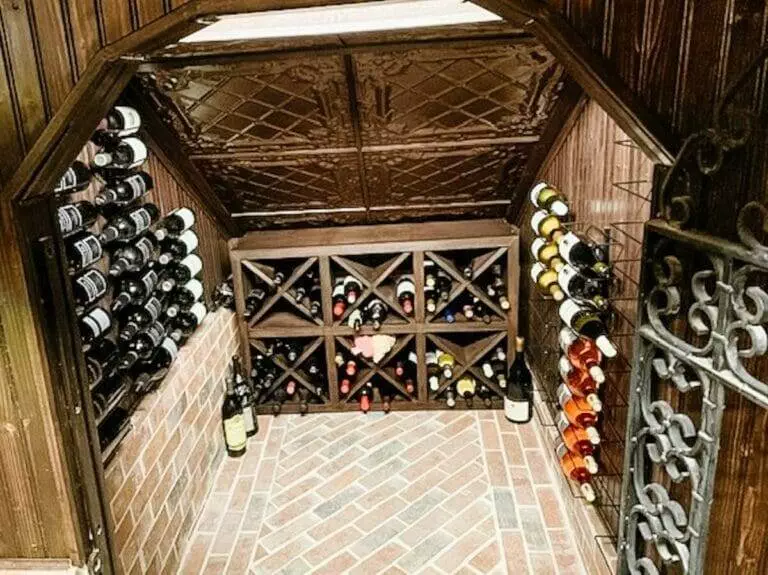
136,25,566,229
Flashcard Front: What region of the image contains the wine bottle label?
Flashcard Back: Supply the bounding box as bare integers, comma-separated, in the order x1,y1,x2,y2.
56,167,78,193
145,297,163,320
160,337,178,361
170,207,196,230
177,230,199,254
113,106,141,136
189,302,207,325
122,138,148,168
129,208,152,233
74,235,103,267
425,351,437,365
180,254,203,278
58,205,84,235
332,283,345,297
407,351,418,364
184,278,204,302
141,270,159,294
504,396,530,422
224,415,247,451
144,322,166,347
132,237,153,262
83,308,111,336
75,270,107,302
529,182,548,206
557,265,579,296
124,173,148,198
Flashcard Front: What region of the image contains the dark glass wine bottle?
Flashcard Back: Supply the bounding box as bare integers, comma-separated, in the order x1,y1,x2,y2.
223,364,247,457
158,229,198,266
232,356,257,437
165,278,203,318
244,286,267,320
557,265,608,311
366,298,388,330
159,253,202,292
99,203,160,245
436,269,452,301
308,282,322,318
332,279,346,318
72,268,109,310
120,320,166,370
558,299,617,358
505,337,532,423
557,232,610,278
118,295,164,342
396,276,415,315
65,232,103,273
79,307,112,344
343,275,362,304
108,235,157,277
95,172,153,207
58,201,99,237
154,207,196,241
54,161,92,195
111,267,159,314
168,301,207,345
85,337,120,385
133,336,178,394
92,106,141,145
92,137,148,171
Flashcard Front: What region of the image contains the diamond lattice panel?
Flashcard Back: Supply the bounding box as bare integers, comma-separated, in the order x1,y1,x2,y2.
151,57,353,153
364,144,531,206
194,154,363,213
354,43,563,145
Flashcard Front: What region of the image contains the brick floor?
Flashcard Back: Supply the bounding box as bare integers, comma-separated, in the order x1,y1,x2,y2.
179,411,586,574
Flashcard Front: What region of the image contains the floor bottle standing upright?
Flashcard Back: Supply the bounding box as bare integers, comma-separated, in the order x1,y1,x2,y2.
505,337,532,423
223,360,247,457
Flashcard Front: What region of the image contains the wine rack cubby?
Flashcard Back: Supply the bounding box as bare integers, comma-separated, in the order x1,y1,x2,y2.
231,220,519,414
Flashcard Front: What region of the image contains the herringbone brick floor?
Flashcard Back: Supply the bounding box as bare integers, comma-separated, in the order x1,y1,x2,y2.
178,410,586,574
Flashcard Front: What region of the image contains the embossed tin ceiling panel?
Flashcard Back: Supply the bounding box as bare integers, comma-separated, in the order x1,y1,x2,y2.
139,35,565,229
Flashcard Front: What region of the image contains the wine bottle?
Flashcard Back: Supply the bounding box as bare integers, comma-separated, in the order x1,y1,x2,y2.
557,232,610,278
284,378,297,397
396,276,415,316
445,387,456,408
58,201,99,237
92,137,148,171
477,384,493,408
165,278,204,318
169,302,207,345
558,386,599,432
108,235,157,277
531,237,565,272
281,340,300,363
153,207,196,241
380,385,394,413
437,351,455,379
492,357,507,388
133,336,178,394
505,337,532,423
488,264,510,310
99,203,160,245
556,442,596,502
85,337,120,385
298,387,311,415
244,286,267,320
557,265,608,310
345,359,358,377
405,351,418,394
159,253,203,292
308,282,322,318
443,307,456,323
472,297,492,324
54,161,92,195
558,299,617,357
531,262,565,301
366,298,388,330
456,375,476,407
79,307,112,344
424,286,437,313
348,309,363,331
306,356,323,381
461,300,475,320
461,260,473,279
559,327,605,384
92,106,141,145
557,411,600,453
158,230,198,266
359,382,372,413
95,172,153,207
343,275,362,304
65,232,103,273
558,360,602,411
426,351,440,391
223,367,247,457
332,279,346,318
272,388,287,416
339,376,352,396
119,296,164,342
530,209,565,241
72,268,109,310
111,268,159,314
233,356,257,437
424,261,437,289
436,269,452,301
529,182,569,216
92,373,130,419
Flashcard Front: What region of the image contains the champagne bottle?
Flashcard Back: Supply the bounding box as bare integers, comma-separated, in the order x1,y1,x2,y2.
108,235,157,277
99,203,160,245
531,262,564,301
133,336,178,394
426,351,440,391
343,275,362,305
558,299,617,358
557,231,610,277
531,237,565,271
366,298,388,330
168,301,207,345
65,232,103,273
332,279,346,318
154,207,196,241
556,442,596,502
223,366,247,457
159,253,203,292
505,337,532,423
158,230,198,266
92,106,141,144
54,161,92,195
557,265,608,310
558,360,602,411
72,268,108,310
92,137,148,171
79,307,112,344
58,201,98,237
456,375,476,407
95,172,153,207
529,182,569,216
111,268,159,314
559,327,605,384
530,209,565,241
165,278,204,318
396,276,415,315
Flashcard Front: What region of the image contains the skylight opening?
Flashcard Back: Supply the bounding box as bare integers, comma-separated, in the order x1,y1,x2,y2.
179,0,503,43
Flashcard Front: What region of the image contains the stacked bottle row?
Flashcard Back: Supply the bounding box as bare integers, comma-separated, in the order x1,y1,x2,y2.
55,105,208,455
529,182,615,503
240,250,511,330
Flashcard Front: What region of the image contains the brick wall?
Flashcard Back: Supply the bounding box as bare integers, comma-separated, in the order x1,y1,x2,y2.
104,309,240,574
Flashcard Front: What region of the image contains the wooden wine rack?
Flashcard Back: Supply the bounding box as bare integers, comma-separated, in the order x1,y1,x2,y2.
230,220,519,414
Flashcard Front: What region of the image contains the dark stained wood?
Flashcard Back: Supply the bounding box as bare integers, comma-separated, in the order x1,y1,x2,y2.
65,0,103,76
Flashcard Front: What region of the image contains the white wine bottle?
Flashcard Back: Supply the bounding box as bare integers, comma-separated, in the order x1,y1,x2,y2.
505,337,532,423
529,182,569,216
530,209,565,241
530,262,565,301
557,231,610,277
559,299,617,358
531,237,565,272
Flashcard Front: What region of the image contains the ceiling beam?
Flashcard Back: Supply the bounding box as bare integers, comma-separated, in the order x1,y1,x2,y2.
125,80,241,237
506,75,584,223
474,0,677,166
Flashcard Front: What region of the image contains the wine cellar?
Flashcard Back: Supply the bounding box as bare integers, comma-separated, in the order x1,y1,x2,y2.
2,2,768,575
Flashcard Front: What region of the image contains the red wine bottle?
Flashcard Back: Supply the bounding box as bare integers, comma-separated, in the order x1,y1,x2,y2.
159,253,202,292
154,207,195,241
168,302,207,345
95,172,153,207
92,137,147,171
133,336,178,394
343,275,362,304
120,320,166,369
111,268,159,314
54,161,92,195
118,295,164,342
108,235,157,277
165,278,203,318
65,232,103,273
396,276,415,315
58,201,98,237
79,307,112,344
158,230,198,266
72,268,109,310
99,203,160,245
92,106,141,145
332,279,346,318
